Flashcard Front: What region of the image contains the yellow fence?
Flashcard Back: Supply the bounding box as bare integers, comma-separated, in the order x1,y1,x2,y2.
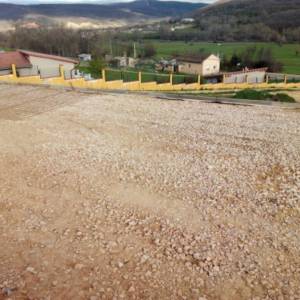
0,64,299,92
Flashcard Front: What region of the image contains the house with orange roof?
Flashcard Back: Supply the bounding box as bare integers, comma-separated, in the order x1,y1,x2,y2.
0,50,78,79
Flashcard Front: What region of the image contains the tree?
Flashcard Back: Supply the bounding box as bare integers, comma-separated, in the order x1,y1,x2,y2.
223,47,283,73
88,59,105,79
254,47,283,72
230,53,240,69
143,43,156,58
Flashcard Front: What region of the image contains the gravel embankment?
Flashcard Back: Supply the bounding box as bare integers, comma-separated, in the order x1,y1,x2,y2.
0,84,299,300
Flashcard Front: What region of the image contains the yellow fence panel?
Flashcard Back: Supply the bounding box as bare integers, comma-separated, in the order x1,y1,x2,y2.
1,64,300,92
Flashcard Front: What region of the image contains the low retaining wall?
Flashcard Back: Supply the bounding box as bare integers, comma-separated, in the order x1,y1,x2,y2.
0,64,299,92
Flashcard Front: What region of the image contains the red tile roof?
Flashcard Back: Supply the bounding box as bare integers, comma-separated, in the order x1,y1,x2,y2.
19,50,78,64
0,51,31,70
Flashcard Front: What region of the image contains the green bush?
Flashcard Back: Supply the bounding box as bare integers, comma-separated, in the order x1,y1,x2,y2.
271,93,296,103
88,59,105,79
233,89,270,100
233,89,295,102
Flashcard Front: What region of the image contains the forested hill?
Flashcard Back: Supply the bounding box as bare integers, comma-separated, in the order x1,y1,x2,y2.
193,0,300,42
0,0,206,20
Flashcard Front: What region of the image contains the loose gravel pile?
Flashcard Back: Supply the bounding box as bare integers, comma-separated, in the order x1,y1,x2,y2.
0,84,299,300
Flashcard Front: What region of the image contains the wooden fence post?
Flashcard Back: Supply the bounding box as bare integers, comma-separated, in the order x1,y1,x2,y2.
170,73,173,85
198,74,201,86
102,69,106,82
138,71,142,84
245,74,249,84
11,64,17,78
284,75,287,84
266,74,269,84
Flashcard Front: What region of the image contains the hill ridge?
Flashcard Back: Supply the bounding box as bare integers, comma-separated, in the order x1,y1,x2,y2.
192,0,300,42
0,0,206,20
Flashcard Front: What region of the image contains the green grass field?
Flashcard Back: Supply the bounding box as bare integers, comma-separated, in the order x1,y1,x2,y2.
151,41,300,75
104,69,199,84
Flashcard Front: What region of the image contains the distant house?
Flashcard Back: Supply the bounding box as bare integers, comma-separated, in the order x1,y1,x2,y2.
105,54,113,62
113,56,127,68
78,53,92,62
19,50,78,79
155,59,178,72
0,50,78,79
20,22,40,29
176,54,220,76
108,55,138,68
181,18,195,23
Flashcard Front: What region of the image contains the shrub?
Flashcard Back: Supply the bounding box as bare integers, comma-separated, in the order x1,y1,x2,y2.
88,59,105,79
233,89,270,100
271,93,296,103
233,89,295,102
143,43,156,58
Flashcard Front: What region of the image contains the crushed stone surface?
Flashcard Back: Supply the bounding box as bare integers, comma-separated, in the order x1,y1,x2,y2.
0,84,299,300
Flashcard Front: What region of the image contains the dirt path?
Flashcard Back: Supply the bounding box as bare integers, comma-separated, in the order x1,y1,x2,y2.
0,84,299,300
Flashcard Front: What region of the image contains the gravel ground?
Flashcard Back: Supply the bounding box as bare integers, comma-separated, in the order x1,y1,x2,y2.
0,84,299,300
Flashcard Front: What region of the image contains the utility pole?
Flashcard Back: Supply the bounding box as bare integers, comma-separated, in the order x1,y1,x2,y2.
110,40,113,56
133,42,137,59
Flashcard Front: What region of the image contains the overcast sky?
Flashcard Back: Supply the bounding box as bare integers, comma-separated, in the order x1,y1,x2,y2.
3,0,217,4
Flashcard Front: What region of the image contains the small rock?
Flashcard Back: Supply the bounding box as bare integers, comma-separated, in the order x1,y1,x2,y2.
128,286,135,293
145,271,152,277
26,266,36,274
193,253,201,260
140,255,149,264
154,239,160,245
74,263,84,270
52,281,58,287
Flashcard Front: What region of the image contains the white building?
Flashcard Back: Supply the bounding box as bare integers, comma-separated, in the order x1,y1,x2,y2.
177,54,220,76
78,53,92,62
112,56,138,68
181,18,195,23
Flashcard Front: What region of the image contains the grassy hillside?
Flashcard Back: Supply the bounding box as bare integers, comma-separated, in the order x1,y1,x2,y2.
195,0,300,31
152,41,300,74
191,0,300,42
